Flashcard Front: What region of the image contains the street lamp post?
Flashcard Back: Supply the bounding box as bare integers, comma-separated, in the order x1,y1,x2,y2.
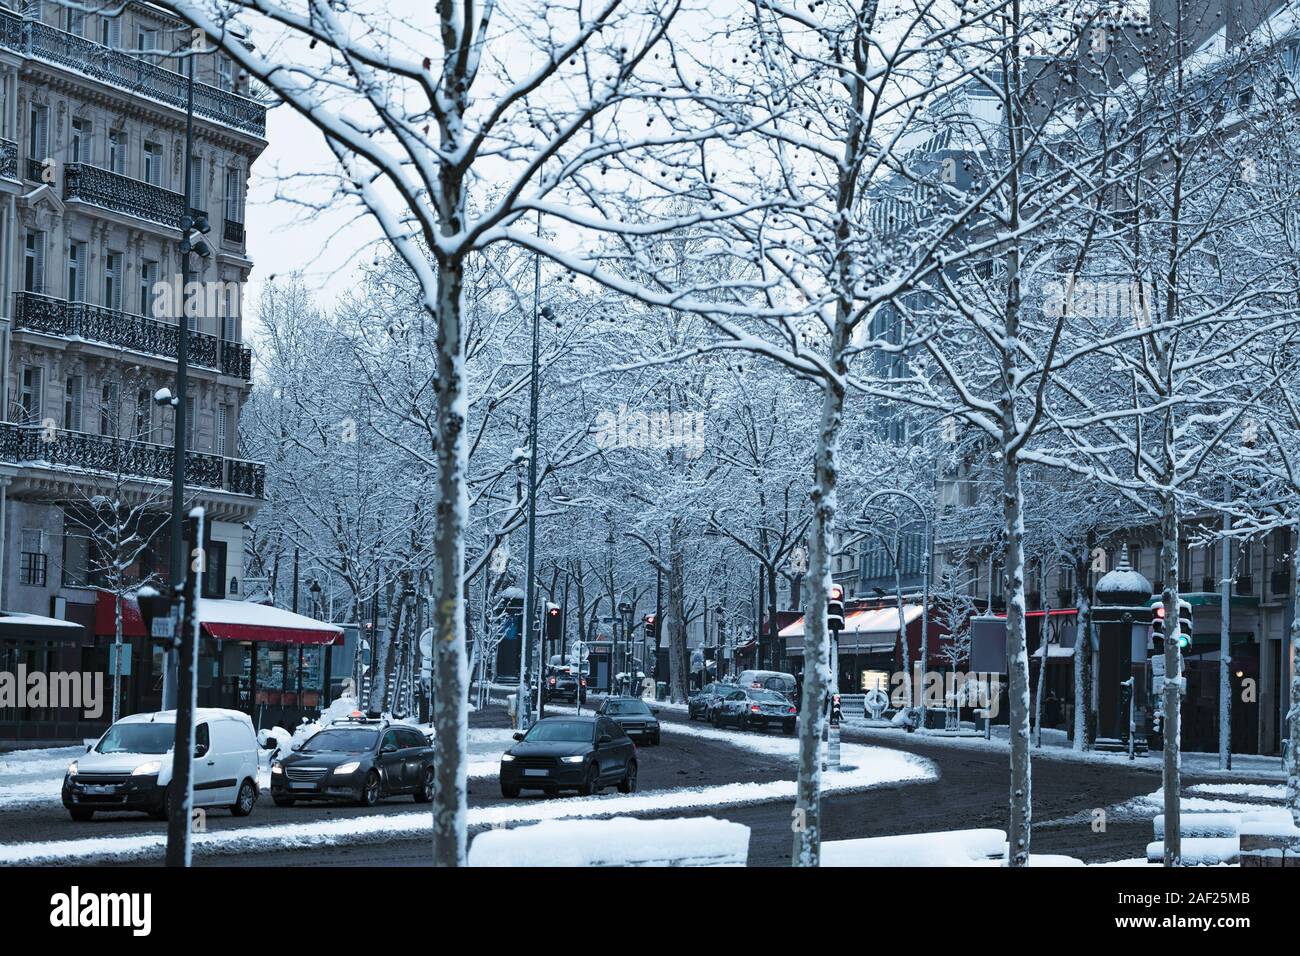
163,36,211,709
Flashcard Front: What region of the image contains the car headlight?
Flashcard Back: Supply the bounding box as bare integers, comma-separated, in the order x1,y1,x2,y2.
271,762,284,775
500,754,515,762
334,761,361,775
67,761,78,778
560,755,584,764
132,761,162,776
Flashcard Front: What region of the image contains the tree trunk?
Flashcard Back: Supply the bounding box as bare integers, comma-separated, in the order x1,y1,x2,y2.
791,342,845,867
1287,527,1300,825
666,523,688,703
1160,493,1182,867
1034,562,1050,747
1072,547,1093,751
1002,453,1031,866
766,561,780,672
430,256,470,867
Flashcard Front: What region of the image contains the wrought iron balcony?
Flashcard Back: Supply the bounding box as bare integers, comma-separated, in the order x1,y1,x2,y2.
0,422,265,498
224,219,245,244
61,162,205,230
0,137,16,180
13,293,253,383
0,11,266,137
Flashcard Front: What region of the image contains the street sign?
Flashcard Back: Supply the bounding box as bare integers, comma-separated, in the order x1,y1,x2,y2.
150,613,176,641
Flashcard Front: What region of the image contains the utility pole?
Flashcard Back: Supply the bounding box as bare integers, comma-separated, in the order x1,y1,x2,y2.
1219,504,1232,771
163,37,199,711
165,508,203,866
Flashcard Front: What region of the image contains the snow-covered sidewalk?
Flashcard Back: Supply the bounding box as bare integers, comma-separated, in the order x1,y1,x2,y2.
840,716,1288,780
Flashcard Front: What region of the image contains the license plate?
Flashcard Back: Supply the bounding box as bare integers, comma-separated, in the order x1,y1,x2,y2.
523,768,549,777
82,784,116,795
289,782,317,790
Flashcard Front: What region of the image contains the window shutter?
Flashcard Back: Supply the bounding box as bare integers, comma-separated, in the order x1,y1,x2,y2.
33,233,45,294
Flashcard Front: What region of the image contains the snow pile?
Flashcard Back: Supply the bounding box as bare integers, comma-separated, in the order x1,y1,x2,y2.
468,816,749,867
822,829,1006,866
1146,838,1239,866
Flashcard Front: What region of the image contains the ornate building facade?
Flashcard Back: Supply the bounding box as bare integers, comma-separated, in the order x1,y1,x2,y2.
0,1,266,729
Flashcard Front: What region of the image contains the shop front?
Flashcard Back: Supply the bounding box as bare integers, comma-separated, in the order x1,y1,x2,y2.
94,594,343,732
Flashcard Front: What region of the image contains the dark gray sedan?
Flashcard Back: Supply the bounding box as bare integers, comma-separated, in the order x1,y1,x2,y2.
596,696,661,745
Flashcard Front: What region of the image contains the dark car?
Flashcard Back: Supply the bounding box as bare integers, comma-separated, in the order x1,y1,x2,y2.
711,688,798,734
736,669,799,703
499,716,637,798
270,718,435,807
544,667,587,703
688,682,731,721
596,696,661,744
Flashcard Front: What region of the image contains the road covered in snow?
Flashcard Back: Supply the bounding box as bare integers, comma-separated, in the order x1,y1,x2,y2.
0,700,1284,867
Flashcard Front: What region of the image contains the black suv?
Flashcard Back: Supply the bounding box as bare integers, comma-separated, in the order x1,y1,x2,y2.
596,696,661,744
544,666,587,703
270,717,435,807
499,715,637,797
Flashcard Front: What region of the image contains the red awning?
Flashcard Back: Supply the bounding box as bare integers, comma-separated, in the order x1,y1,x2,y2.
95,593,342,646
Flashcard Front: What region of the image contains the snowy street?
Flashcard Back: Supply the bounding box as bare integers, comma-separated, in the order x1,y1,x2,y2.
1,699,1281,867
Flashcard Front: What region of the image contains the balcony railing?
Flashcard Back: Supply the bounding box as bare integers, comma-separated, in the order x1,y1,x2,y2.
0,422,265,498
61,162,205,230
0,12,266,137
13,293,253,382
223,218,245,244
0,137,16,179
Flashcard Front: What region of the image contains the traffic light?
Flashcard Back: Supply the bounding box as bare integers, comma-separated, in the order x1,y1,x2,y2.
1154,602,1193,650
644,614,657,645
544,603,562,644
828,584,845,632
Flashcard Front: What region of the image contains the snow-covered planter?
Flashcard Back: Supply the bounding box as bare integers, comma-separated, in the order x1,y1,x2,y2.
821,829,1007,866
468,816,750,867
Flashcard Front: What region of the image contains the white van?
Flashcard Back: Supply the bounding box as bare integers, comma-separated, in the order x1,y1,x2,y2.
62,708,260,821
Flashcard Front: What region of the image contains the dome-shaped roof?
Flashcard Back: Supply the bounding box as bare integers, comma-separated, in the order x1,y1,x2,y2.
1095,545,1153,607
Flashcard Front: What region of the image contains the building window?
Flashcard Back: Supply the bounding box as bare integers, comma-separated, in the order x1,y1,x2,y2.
1129,546,1142,577
99,14,121,48
62,530,91,588
135,388,153,440
19,365,43,424
67,240,86,301
185,396,195,450
216,404,230,456
218,56,234,92
107,130,125,174
224,166,243,222
24,231,45,293
19,530,46,587
143,142,161,185
70,118,87,163
28,104,48,167
104,252,122,310
136,27,158,57
140,259,158,316
201,540,228,599
64,5,85,35
64,375,82,431
188,155,204,210
100,382,119,437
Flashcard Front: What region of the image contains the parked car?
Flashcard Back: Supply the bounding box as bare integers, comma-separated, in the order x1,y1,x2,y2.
544,666,587,703
62,708,260,821
735,669,799,703
499,715,637,797
688,682,732,721
270,715,435,807
596,696,661,744
711,688,798,734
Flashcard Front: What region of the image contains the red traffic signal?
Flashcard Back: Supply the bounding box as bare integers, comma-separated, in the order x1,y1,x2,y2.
544,603,562,642
828,585,845,631
644,614,658,642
